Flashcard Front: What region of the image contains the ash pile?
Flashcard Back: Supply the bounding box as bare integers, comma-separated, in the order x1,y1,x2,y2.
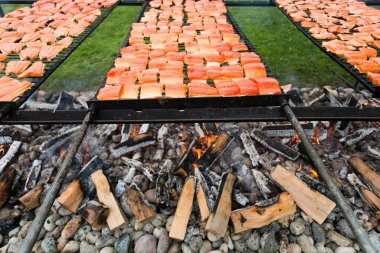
0,87,379,253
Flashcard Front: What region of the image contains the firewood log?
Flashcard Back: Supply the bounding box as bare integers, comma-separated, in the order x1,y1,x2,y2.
126,184,156,223
0,167,16,208
77,200,109,229
19,184,44,210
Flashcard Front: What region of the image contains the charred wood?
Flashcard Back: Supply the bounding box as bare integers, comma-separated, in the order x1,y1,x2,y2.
77,200,109,229
0,166,16,208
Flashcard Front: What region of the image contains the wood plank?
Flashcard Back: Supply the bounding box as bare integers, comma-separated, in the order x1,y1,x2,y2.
196,185,210,221
360,187,380,211
57,179,84,213
169,177,195,241
19,184,44,210
91,169,128,230
126,185,156,223
348,156,380,198
205,173,236,237
230,192,296,233
77,201,109,229
271,165,336,224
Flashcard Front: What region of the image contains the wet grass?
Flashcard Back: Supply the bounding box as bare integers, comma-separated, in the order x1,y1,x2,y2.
230,6,356,88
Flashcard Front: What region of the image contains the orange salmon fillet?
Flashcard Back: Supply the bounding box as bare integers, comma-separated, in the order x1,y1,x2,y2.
6,61,31,76
19,47,40,60
165,83,187,98
214,80,240,96
188,66,207,80
97,85,122,100
234,78,259,95
18,61,45,79
188,82,218,97
160,70,184,85
120,84,140,99
140,83,164,99
243,63,267,78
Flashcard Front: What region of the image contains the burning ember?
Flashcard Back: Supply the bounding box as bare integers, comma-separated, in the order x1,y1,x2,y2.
309,167,319,179
310,126,321,145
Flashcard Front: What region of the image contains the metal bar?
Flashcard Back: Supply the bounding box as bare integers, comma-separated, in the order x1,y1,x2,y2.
281,99,377,253
0,0,36,3
0,5,4,17
119,0,144,5
1,107,379,124
274,1,380,97
19,111,93,253
225,1,275,6
0,1,120,120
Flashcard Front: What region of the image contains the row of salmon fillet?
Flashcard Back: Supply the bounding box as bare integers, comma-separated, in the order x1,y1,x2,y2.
97,0,282,100
276,0,380,85
0,0,118,101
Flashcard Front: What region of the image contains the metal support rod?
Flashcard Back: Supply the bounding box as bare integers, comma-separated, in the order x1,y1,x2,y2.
20,111,93,253
281,99,376,253
0,5,4,17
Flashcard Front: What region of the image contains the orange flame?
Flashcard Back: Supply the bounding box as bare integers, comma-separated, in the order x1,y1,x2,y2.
290,134,300,145
181,145,187,154
310,127,320,145
310,167,318,179
192,147,202,159
371,121,379,127
60,147,67,158
0,144,5,156
297,164,302,172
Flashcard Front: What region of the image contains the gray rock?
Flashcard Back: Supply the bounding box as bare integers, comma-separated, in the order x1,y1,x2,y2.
188,235,203,252
62,216,82,239
8,238,23,253
327,231,352,247
59,207,72,216
260,231,278,253
115,233,131,253
368,231,380,252
207,232,222,242
134,234,157,253
200,240,213,253
157,230,171,253
246,231,260,251
143,223,155,234
51,225,65,239
57,237,68,251
152,214,166,227
0,235,3,244
56,216,70,226
144,189,156,204
315,242,326,253
41,236,57,253
290,221,306,236
234,240,248,252
86,231,101,245
95,235,117,249
80,241,97,253
44,214,59,232
334,246,356,253
102,227,113,236
99,247,115,253
297,235,317,253
166,216,174,231
219,243,228,253
287,243,302,253
8,227,20,237
132,231,146,242
212,238,224,248
153,227,165,238
312,222,326,245
120,194,134,217
181,243,192,253
75,225,92,241
62,240,80,253
18,221,32,238
336,219,355,240
168,242,179,253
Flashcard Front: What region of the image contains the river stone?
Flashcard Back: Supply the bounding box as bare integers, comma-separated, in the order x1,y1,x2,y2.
56,216,71,226
297,235,317,253
157,230,170,253
315,242,326,253
200,240,213,253
18,221,32,238
188,235,203,252
8,238,23,253
290,221,306,235
327,231,352,247
75,225,91,241
41,236,57,253
144,189,156,204
102,227,113,236
334,246,356,253
181,243,192,253
99,247,116,253
336,219,355,240
219,243,228,253
234,240,248,252
368,231,380,252
168,242,180,253
51,225,65,239
246,231,260,251
95,235,117,249
132,231,145,242
57,237,68,251
152,214,166,227
311,222,326,245
44,214,59,232
287,243,302,253
62,240,80,253
120,195,134,217
207,232,222,242
143,223,155,234
62,216,82,240
260,231,278,253
153,227,165,239
80,241,97,253
8,227,20,237
166,216,174,231
84,231,100,244
134,234,157,253
115,233,131,253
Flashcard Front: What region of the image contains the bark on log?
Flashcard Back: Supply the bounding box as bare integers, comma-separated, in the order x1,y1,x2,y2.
126,185,156,223
0,167,16,208
348,156,380,198
271,165,336,224
77,200,109,229
230,192,296,233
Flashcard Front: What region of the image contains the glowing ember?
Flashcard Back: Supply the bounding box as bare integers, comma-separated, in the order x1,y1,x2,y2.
309,167,318,179
290,134,300,145
297,164,302,172
60,147,67,158
310,127,321,145
192,147,202,159
371,121,379,127
0,144,5,156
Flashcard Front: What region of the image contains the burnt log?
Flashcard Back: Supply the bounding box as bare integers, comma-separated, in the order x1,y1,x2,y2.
78,200,109,229
112,132,155,157
126,184,156,223
156,160,173,205
0,166,16,208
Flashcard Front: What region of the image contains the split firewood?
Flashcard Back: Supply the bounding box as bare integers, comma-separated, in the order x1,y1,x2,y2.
126,184,156,223
19,184,44,210
57,179,84,213
271,165,336,224
360,187,380,211
91,169,128,230
169,177,195,240
230,192,296,233
346,173,380,211
77,200,109,229
0,141,21,174
347,156,380,198
206,173,236,237
0,167,16,208
194,167,210,221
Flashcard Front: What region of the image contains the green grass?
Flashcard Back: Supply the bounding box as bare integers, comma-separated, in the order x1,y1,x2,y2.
230,7,356,88
1,4,28,13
